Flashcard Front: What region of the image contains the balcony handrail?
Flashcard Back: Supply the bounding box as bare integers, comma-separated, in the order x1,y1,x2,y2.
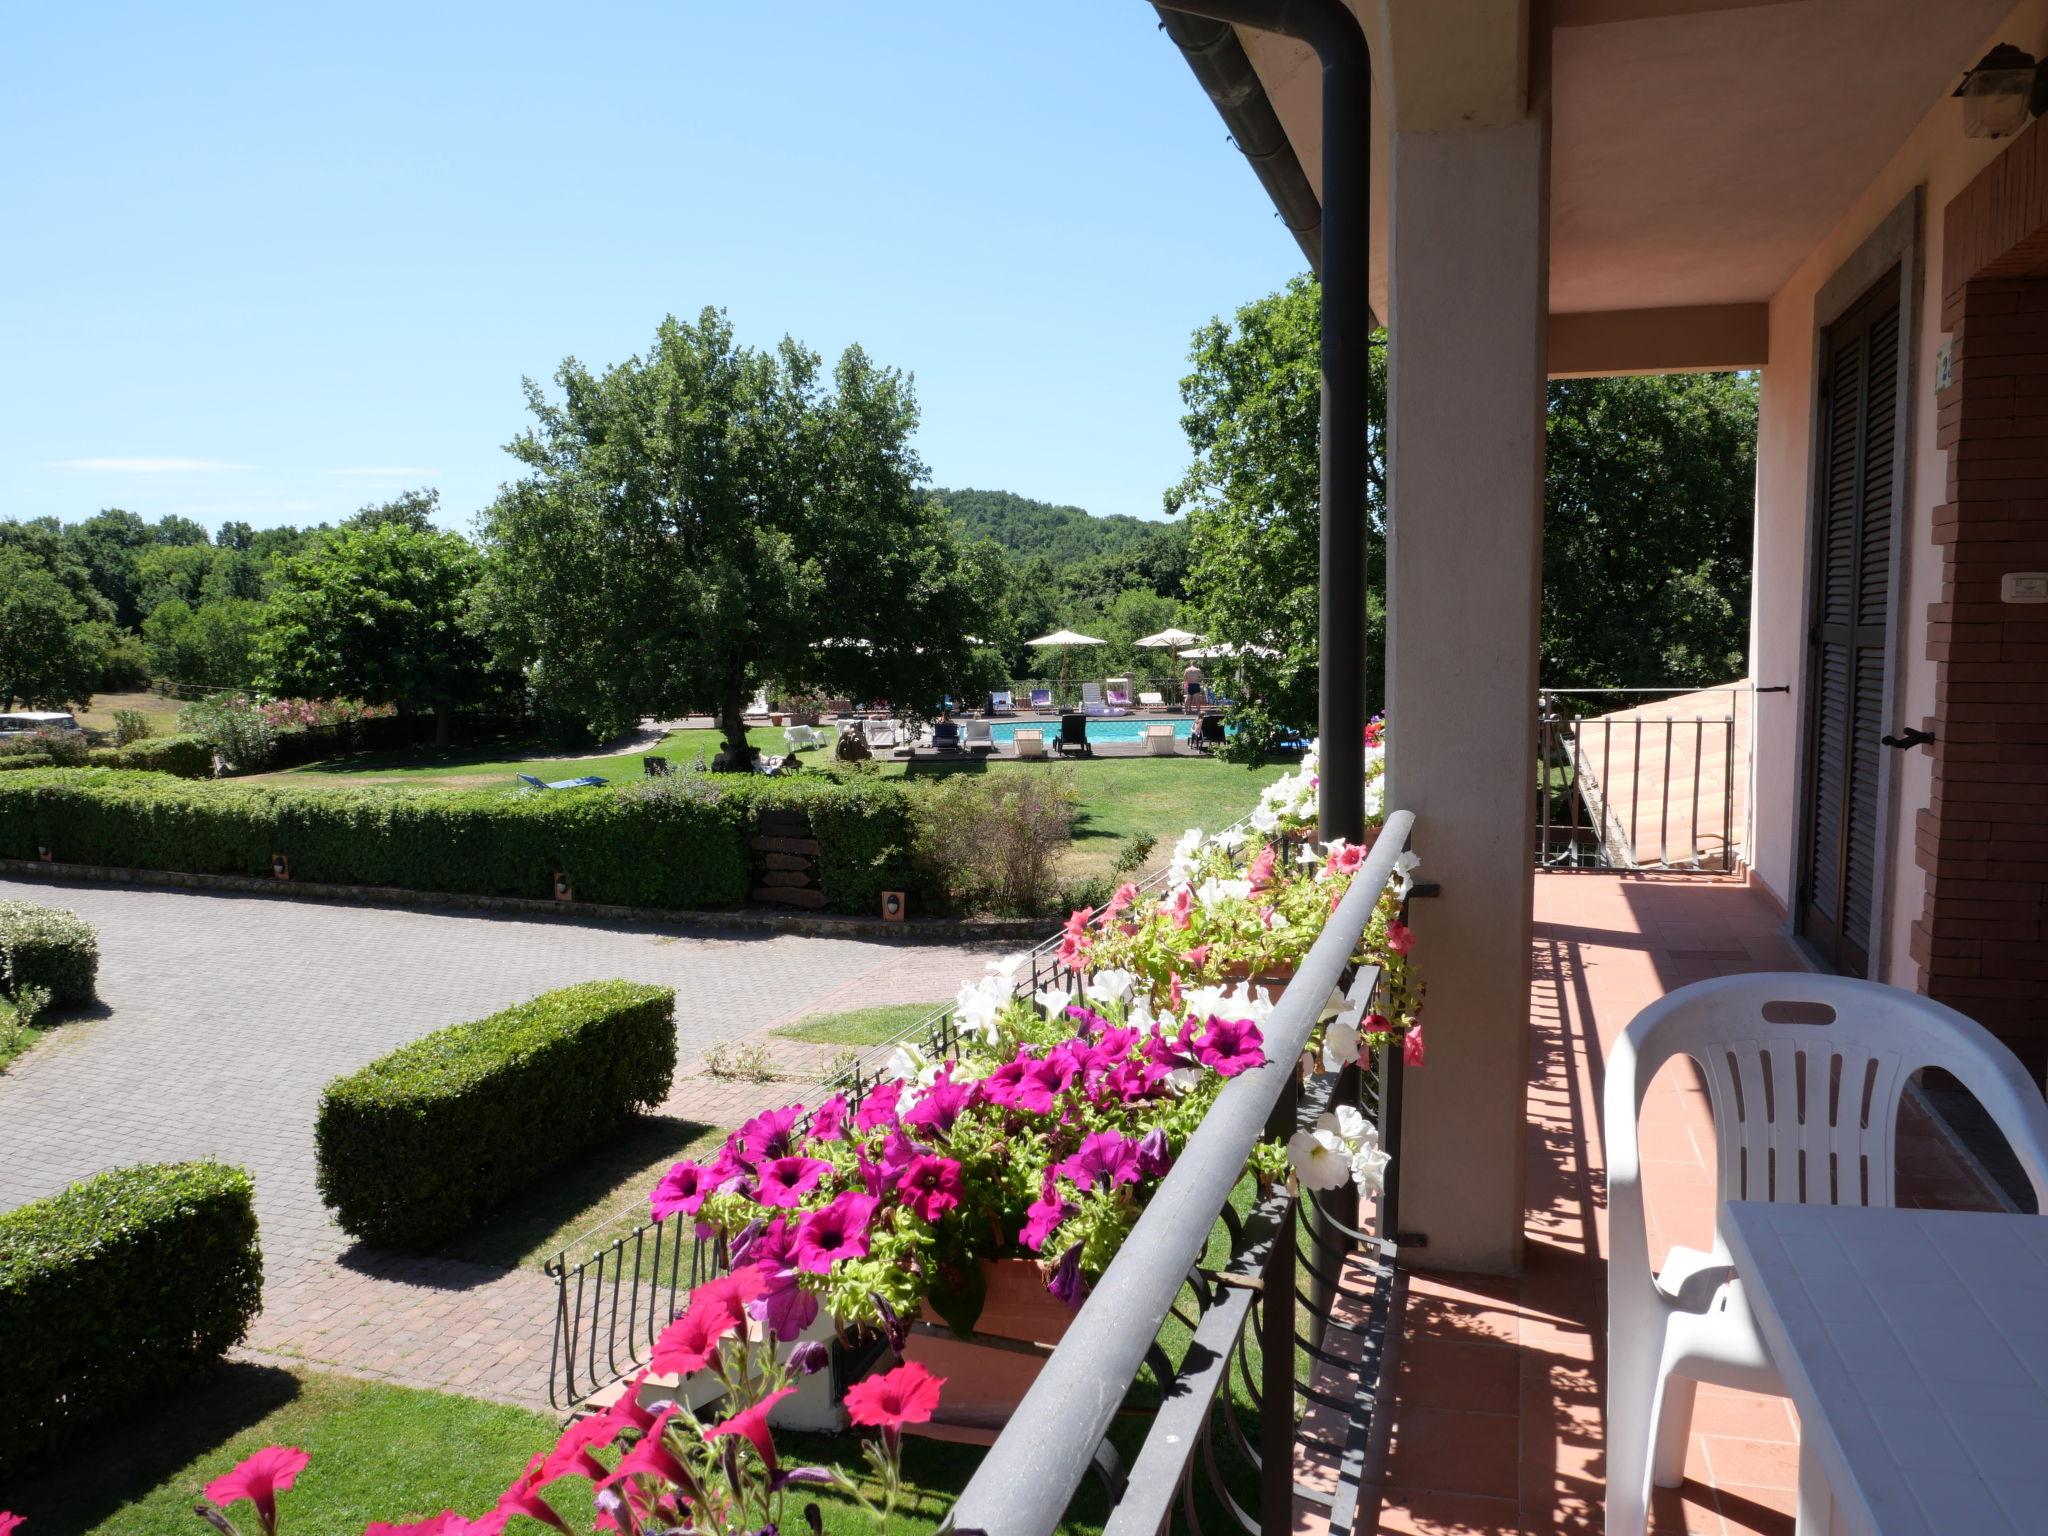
943,807,1415,1536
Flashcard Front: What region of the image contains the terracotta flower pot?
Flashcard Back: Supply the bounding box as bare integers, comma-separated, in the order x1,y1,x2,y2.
901,1257,1074,1440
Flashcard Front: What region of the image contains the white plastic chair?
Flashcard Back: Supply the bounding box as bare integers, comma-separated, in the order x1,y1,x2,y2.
1604,973,2048,1536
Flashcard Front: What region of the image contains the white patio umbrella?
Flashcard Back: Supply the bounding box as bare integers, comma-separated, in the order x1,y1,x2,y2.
1133,627,1206,649
1178,641,1278,660
1025,629,1106,699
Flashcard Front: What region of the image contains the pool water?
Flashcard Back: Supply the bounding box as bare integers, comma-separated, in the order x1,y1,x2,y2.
985,717,1194,745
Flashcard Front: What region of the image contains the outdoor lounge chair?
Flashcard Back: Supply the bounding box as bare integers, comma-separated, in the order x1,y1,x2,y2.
1190,712,1227,754
1138,689,1165,710
1106,685,1131,710
1143,722,1178,756
1603,974,2048,1536
1029,688,1053,711
931,720,963,754
1053,713,1093,758
865,720,898,751
990,690,1014,713
964,719,994,753
1080,681,1104,710
516,772,607,791
642,755,672,778
784,725,824,752
1013,728,1046,759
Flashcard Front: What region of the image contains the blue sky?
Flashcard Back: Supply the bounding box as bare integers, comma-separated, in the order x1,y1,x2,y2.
1,3,1304,537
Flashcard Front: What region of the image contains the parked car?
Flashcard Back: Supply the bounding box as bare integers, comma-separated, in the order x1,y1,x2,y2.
0,711,82,739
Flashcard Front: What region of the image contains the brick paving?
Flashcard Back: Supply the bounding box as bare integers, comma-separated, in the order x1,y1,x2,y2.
0,877,991,1408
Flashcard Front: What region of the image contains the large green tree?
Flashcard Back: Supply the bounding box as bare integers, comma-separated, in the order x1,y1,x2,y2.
142,598,264,690
0,548,109,709
261,523,490,745
478,309,987,759
1169,275,1758,725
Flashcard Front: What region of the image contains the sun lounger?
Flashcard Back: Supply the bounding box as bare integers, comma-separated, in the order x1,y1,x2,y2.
1143,723,1179,756
1190,711,1228,754
1054,713,1094,758
990,690,1014,713
1029,688,1053,711
784,725,825,752
1081,682,1103,707
517,772,607,791
1139,690,1165,709
865,721,898,750
1106,686,1130,709
932,721,963,754
964,720,994,753
1013,729,1046,759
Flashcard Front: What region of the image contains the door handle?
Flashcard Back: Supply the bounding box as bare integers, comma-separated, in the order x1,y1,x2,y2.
1879,727,1935,750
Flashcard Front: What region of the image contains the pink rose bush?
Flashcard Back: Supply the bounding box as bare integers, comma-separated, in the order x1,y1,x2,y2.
185,1279,943,1535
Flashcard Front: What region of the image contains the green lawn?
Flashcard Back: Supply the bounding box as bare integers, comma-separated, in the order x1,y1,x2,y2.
69,689,187,739
774,1001,942,1047
2,1364,1102,1536
253,729,1288,883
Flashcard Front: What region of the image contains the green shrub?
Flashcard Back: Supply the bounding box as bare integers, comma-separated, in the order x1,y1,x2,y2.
177,693,276,773
88,732,213,778
25,727,88,767
0,1161,260,1479
0,768,921,913
315,980,677,1247
0,901,98,1007
110,708,156,745
0,752,53,773
909,768,1078,915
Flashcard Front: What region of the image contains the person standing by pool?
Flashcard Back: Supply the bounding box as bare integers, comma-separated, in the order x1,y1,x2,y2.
1182,659,1205,709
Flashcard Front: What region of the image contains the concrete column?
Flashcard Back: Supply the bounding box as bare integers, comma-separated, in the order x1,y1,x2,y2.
1383,111,1548,1274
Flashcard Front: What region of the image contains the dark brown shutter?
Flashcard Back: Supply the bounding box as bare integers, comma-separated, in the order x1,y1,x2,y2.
1800,275,1899,976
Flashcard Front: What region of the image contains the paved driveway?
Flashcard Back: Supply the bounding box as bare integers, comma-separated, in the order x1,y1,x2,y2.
0,879,994,1403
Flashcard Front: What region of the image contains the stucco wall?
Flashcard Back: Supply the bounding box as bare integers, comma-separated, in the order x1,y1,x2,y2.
1751,0,2048,986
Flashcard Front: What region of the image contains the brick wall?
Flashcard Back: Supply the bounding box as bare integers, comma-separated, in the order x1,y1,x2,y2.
1917,272,2048,1077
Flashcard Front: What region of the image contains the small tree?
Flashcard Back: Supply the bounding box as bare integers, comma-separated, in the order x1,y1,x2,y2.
0,549,108,710
262,524,489,746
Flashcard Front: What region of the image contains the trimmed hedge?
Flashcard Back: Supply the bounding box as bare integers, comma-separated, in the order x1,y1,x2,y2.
0,1161,261,1479
0,752,54,773
90,733,213,778
0,901,99,1006
0,768,925,913
316,980,677,1247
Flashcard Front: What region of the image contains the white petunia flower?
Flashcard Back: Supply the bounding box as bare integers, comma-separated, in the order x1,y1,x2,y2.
886,1042,941,1087
953,978,1004,1041
1036,986,1075,1020
985,953,1027,986
1296,844,1322,866
1209,827,1249,853
1195,876,1253,908
1317,1104,1372,1147
1250,804,1281,835
1351,1145,1392,1196
1165,1065,1203,1097
1083,969,1136,1007
1321,1018,1361,1072
1288,1129,1354,1191
1391,849,1420,897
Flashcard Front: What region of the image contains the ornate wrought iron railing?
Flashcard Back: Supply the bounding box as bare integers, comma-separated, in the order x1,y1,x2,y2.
544,812,1261,1409
943,809,1416,1536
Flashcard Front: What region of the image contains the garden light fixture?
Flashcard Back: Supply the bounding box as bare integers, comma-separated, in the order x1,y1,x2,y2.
1955,44,2046,139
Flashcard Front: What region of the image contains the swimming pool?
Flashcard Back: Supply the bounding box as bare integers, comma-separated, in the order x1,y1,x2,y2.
985,717,1194,745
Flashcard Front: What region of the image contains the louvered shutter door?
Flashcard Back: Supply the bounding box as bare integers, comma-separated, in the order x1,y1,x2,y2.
1799,277,1899,977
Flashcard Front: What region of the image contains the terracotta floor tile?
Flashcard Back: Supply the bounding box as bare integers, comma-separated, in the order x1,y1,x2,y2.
1688,1390,1797,1444
1384,1406,1522,1501
1372,1489,1523,1534
1393,1335,1522,1413
1698,1434,1800,1492
1710,1482,1796,1536
1647,1479,1726,1534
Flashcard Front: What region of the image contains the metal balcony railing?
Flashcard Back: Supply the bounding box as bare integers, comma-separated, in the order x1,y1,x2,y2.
944,809,1416,1536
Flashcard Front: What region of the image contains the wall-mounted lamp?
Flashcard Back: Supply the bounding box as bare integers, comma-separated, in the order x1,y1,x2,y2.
1955,44,2048,139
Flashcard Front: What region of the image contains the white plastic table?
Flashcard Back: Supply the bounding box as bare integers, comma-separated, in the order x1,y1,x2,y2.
1722,1200,2048,1536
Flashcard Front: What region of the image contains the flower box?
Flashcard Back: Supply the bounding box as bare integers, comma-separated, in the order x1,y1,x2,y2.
902,1258,1075,1440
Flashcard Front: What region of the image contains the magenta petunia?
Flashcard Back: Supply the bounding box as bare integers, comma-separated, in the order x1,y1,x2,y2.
739,1103,804,1161
755,1155,832,1208
845,1360,945,1431
810,1093,849,1142
1011,1054,1076,1114
649,1159,715,1220
1136,1126,1173,1178
203,1445,310,1536
1047,1241,1089,1308
977,1058,1030,1107
1064,1003,1109,1033
903,1077,971,1139
706,1388,796,1471
793,1191,879,1272
1103,1057,1171,1102
1056,1131,1140,1192
1194,1015,1266,1077
748,1268,820,1341
894,1153,965,1222
854,1079,905,1134
1019,1191,1070,1251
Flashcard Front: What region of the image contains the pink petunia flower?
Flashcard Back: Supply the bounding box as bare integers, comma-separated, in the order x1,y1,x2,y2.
755,1155,832,1208
603,1408,692,1495
0,1516,22,1536
1019,1190,1070,1251
203,1445,310,1536
1011,1054,1076,1114
649,1159,716,1220
853,1079,905,1134
498,1455,572,1534
1386,920,1415,956
540,1410,624,1485
1404,1024,1425,1067
1328,843,1365,875
845,1361,946,1430
895,1153,965,1222
1194,1016,1266,1077
903,1077,971,1139
748,1267,820,1341
809,1093,849,1142
1247,844,1278,891
793,1191,879,1272
1104,881,1139,918
650,1266,770,1374
1180,944,1211,969
739,1104,804,1161
1168,885,1194,930
1056,1131,1141,1192
705,1387,796,1470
